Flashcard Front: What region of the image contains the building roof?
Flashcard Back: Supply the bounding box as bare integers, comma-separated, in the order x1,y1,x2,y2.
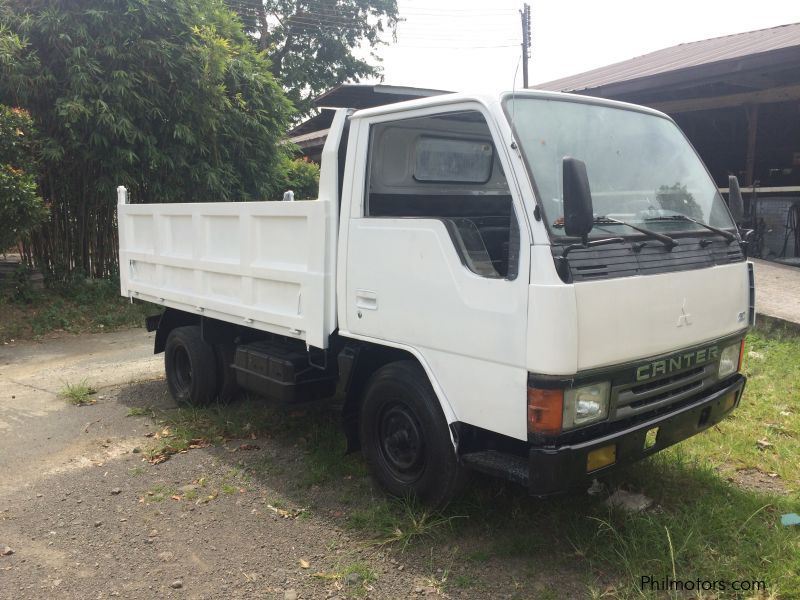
536,22,800,97
289,128,330,149
313,84,450,109
288,109,336,137
288,84,452,153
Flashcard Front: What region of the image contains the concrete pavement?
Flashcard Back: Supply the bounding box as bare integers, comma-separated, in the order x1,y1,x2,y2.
752,259,800,327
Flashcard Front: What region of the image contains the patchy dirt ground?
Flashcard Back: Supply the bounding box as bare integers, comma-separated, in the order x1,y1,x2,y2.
729,467,789,496
0,329,589,600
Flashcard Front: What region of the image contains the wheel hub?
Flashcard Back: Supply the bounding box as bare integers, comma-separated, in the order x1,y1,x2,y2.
173,346,192,391
380,404,425,477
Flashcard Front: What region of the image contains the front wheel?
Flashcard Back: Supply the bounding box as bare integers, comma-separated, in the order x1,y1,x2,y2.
359,361,465,508
164,326,218,406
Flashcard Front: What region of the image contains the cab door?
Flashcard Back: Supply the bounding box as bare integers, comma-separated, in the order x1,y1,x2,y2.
339,104,532,441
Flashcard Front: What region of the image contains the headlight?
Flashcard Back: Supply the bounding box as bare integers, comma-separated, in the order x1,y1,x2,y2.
563,381,610,429
718,342,742,378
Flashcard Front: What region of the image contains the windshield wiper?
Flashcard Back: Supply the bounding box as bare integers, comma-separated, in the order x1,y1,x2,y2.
643,214,736,243
594,216,677,250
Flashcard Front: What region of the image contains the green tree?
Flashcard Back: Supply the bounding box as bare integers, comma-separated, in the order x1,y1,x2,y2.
271,156,320,199
225,0,399,112
0,104,47,253
0,0,293,277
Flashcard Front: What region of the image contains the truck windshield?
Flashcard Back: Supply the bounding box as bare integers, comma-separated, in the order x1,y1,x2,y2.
504,96,736,239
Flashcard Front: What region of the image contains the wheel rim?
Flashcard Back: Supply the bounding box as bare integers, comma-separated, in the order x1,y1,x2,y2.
378,402,426,483
172,345,192,393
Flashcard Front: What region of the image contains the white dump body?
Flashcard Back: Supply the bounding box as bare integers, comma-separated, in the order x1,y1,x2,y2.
118,110,348,349
118,199,334,347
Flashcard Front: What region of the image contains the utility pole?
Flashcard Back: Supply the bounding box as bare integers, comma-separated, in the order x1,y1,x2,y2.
520,3,531,88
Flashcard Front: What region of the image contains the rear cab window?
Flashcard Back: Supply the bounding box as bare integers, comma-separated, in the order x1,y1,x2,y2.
364,110,520,279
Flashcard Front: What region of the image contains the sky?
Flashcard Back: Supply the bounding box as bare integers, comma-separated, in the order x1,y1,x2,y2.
364,0,799,92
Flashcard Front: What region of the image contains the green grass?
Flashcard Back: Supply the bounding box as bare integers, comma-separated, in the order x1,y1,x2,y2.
143,398,366,484
312,561,378,598
145,484,176,502
0,275,156,342
126,406,152,417
347,497,464,551
684,325,800,491
451,573,478,588
60,380,97,405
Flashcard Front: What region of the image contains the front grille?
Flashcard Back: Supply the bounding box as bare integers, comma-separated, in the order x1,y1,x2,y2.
611,362,718,421
627,365,705,396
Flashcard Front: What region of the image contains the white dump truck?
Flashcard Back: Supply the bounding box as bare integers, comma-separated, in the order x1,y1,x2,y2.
119,90,754,506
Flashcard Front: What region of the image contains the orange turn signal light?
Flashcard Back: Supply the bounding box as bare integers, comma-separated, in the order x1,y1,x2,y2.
527,387,563,435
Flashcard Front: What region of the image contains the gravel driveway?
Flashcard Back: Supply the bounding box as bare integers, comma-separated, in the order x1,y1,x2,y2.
0,330,457,599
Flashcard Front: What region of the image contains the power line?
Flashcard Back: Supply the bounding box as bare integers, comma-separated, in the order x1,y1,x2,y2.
283,17,516,39
284,14,515,31
390,44,519,49
297,0,517,15
282,3,517,20
284,21,515,40
271,4,520,51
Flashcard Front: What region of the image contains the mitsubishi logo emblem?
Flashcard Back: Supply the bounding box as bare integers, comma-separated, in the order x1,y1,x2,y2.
677,299,692,327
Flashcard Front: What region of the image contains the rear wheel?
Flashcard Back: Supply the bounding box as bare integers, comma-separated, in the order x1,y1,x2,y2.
359,361,465,508
164,326,217,406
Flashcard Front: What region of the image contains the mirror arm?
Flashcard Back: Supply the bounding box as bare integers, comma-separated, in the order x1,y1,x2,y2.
738,228,755,258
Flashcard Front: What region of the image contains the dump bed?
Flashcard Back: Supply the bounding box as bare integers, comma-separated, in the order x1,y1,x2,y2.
118,199,336,348
118,197,336,348
118,110,347,349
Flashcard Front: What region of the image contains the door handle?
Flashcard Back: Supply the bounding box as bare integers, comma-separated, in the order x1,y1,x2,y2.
355,289,378,310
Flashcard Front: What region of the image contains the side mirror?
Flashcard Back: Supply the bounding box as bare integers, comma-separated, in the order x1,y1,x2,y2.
562,157,594,240
728,175,744,223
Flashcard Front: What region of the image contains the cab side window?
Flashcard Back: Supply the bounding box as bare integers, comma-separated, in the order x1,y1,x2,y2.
365,111,519,279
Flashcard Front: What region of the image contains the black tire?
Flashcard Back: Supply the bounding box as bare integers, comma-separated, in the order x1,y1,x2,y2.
164,326,218,406
214,343,240,403
359,360,466,508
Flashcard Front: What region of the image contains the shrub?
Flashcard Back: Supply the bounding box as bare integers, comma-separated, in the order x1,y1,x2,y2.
0,105,46,252
273,157,320,200
0,0,293,276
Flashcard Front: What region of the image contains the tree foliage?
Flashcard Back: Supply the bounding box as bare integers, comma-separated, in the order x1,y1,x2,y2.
0,0,293,277
0,104,47,252
271,156,320,199
226,0,399,112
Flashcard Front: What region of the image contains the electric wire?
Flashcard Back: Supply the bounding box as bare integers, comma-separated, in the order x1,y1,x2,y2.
264,2,521,51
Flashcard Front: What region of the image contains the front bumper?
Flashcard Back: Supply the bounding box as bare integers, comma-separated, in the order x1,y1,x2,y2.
528,374,745,495
461,374,746,495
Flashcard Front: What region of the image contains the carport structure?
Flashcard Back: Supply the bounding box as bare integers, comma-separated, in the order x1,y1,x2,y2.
537,23,800,264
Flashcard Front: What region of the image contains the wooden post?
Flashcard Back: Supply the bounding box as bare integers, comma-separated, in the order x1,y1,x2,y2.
745,104,759,186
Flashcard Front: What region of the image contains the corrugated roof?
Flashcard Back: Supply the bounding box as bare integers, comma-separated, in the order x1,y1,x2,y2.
314,84,449,109
536,22,800,93
288,128,330,148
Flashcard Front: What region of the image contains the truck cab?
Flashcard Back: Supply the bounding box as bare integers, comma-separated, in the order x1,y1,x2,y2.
119,90,753,507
